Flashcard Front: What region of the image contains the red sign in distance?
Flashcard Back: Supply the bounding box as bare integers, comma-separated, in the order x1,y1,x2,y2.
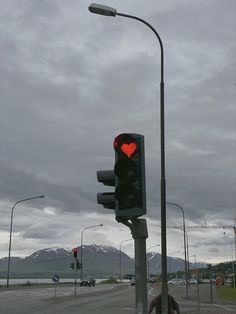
72,247,79,253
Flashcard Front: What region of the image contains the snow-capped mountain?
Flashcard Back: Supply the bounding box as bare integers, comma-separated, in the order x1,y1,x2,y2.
0,245,134,278
146,252,206,274
0,245,203,279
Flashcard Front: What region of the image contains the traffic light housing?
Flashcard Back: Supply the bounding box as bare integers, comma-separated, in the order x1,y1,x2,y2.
77,260,82,269
113,133,146,219
97,170,115,209
97,133,146,219
70,262,74,270
72,247,79,258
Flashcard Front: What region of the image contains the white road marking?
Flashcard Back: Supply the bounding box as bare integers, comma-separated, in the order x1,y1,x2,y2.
213,303,235,311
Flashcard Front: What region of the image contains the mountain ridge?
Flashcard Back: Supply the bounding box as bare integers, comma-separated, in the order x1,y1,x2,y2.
0,245,203,279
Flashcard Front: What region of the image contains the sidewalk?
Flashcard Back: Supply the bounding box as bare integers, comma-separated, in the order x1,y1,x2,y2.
148,283,236,314
183,310,236,314
177,291,236,314
179,301,236,313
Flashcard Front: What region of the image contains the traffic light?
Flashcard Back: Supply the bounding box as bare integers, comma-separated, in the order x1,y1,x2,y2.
77,260,82,269
97,133,146,219
113,133,146,218
72,247,79,258
70,262,74,270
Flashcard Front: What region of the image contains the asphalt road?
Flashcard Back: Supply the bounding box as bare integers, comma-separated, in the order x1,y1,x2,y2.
0,284,134,314
0,283,236,314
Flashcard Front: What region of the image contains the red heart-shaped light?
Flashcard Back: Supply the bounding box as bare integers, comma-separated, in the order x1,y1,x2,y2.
121,143,137,158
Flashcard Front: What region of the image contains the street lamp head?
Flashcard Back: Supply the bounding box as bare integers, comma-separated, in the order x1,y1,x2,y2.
99,224,103,226
88,3,117,17
39,195,45,198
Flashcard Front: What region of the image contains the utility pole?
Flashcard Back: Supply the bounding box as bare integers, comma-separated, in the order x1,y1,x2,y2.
118,218,148,314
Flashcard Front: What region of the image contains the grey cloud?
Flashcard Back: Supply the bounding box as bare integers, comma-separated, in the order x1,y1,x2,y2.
209,247,219,253
0,0,235,262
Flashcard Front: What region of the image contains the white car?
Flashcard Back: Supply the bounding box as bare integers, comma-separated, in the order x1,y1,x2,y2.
131,277,135,286
168,279,184,285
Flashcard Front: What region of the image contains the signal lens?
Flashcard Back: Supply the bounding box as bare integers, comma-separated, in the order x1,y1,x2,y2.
114,159,137,182
115,184,138,209
113,133,137,158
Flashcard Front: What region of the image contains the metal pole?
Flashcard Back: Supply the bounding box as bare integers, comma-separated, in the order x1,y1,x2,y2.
116,13,167,314
130,219,148,314
7,204,15,288
167,202,188,298
6,195,45,288
146,245,160,280
197,280,200,311
80,230,84,282
119,239,132,282
234,225,236,268
186,230,190,288
135,236,148,313
119,244,121,282
233,261,236,289
231,243,236,288
88,7,167,312
80,224,103,281
54,283,57,297
74,256,78,296
210,275,213,304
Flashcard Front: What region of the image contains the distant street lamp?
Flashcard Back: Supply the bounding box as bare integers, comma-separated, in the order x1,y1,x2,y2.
80,224,103,281
191,254,197,269
147,245,160,278
167,202,188,298
89,4,168,312
230,243,236,288
119,238,133,282
168,251,181,274
7,195,45,288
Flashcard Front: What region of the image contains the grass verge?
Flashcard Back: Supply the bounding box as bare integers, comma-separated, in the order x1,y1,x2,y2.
216,286,236,301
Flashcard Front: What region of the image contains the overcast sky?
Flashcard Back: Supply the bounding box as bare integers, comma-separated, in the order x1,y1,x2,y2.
0,0,235,265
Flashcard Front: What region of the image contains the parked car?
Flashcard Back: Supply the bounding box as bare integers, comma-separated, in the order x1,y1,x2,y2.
79,278,95,286
189,279,198,284
168,279,184,285
148,278,157,283
131,277,135,286
201,279,210,283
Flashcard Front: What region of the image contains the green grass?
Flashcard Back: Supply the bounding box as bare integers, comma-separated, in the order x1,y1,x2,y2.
216,286,236,301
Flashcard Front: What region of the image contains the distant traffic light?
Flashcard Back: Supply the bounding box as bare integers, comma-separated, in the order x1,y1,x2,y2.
113,133,146,219
72,247,78,258
70,262,74,270
77,260,82,269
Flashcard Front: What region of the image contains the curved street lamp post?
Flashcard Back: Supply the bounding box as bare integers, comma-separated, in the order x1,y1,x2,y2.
168,251,181,274
80,224,103,281
119,238,133,282
167,202,188,297
7,195,45,288
147,245,160,278
88,4,167,313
